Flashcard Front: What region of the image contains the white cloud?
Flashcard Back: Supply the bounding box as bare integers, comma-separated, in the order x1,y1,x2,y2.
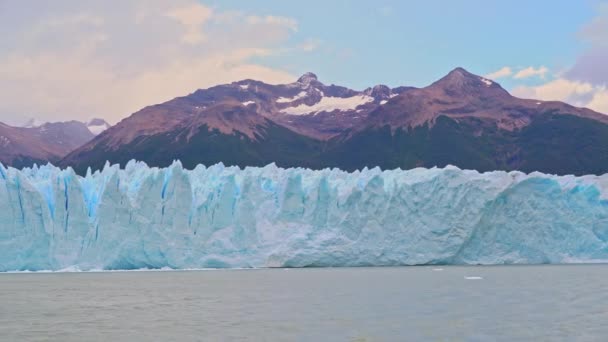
512,78,608,113
513,66,549,79
43,13,105,28
485,65,549,81
566,4,608,85
579,2,608,47
246,15,298,32
512,79,593,101
588,88,608,112
298,39,321,52
505,6,608,115
166,3,213,45
0,0,300,125
485,66,512,80
0,49,294,124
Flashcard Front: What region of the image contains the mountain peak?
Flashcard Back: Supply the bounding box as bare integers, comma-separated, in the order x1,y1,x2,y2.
87,118,109,126
297,72,319,85
86,118,111,135
442,67,481,83
430,67,507,96
364,84,392,99
448,66,471,75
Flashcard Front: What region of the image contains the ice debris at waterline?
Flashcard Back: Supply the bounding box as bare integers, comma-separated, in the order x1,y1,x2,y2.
2,161,608,271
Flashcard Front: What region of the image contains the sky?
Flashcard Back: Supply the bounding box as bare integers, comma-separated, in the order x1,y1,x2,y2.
0,0,607,125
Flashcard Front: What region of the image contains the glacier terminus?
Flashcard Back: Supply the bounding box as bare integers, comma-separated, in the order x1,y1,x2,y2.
1,161,608,271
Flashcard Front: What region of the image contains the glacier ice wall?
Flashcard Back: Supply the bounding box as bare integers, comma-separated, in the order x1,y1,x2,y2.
1,161,608,271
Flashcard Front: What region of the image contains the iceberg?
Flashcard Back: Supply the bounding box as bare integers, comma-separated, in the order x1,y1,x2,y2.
1,160,608,271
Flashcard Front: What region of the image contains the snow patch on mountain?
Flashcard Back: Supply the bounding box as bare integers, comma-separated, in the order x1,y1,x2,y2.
480,77,493,86
280,95,374,115
276,91,308,103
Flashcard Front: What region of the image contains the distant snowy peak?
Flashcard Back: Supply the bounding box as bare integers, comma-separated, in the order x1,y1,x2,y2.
86,118,111,135
20,117,110,135
0,119,95,167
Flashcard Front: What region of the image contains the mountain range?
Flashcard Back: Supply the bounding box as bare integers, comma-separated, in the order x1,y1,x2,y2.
3,68,608,175
0,119,109,168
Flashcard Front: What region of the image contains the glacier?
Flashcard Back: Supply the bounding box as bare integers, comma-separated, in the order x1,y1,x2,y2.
1,160,608,271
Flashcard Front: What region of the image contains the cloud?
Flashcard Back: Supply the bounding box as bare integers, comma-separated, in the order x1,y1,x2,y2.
512,78,608,113
589,88,608,111
485,65,548,80
298,39,321,52
0,0,300,125
578,3,608,47
565,47,608,85
0,49,295,124
512,79,593,102
566,4,608,85
507,5,608,115
166,3,213,45
246,15,298,32
485,66,512,80
513,66,549,79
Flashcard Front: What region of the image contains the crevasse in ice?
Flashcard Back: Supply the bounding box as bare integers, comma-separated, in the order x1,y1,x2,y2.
1,160,608,271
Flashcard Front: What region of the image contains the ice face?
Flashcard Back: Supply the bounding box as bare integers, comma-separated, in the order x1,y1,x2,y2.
1,161,608,271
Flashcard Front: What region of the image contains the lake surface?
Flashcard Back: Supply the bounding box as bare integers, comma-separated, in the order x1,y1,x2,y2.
1,265,608,341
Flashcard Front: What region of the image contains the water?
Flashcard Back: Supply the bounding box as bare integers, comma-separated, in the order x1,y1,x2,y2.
1,265,608,341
